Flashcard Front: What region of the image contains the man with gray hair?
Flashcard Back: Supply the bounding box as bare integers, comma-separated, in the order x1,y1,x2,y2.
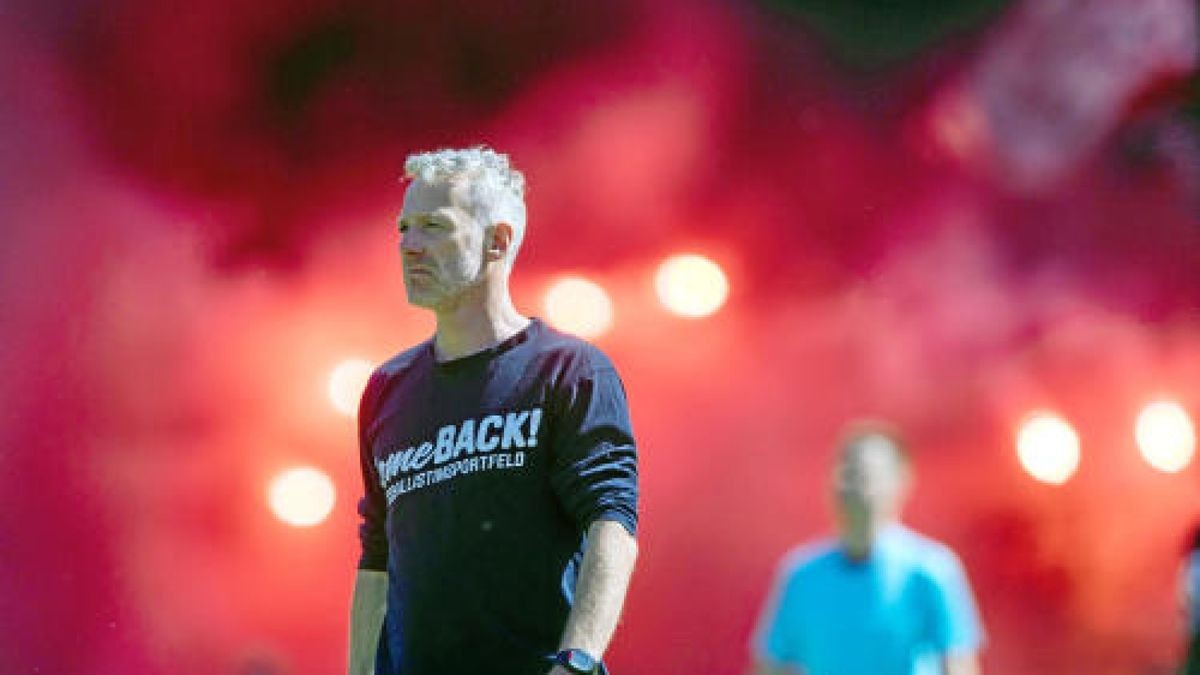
348,146,639,675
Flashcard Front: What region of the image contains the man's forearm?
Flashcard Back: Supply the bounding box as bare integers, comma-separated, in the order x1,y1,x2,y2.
348,569,388,675
557,519,639,657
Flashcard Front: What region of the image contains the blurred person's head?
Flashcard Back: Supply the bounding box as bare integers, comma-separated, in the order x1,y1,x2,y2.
832,421,912,558
397,146,527,314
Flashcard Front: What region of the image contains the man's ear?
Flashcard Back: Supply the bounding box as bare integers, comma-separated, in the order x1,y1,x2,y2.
487,222,513,262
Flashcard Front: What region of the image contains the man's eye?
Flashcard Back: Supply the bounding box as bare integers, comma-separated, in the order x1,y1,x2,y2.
398,222,409,234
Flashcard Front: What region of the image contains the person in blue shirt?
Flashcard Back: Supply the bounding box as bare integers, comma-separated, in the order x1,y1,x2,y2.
347,146,639,675
751,422,985,675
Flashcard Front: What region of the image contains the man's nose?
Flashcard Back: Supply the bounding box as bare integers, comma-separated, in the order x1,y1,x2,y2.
400,231,424,255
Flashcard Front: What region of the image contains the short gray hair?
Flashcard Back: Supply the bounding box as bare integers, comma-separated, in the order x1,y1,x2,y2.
404,146,527,265
837,420,910,469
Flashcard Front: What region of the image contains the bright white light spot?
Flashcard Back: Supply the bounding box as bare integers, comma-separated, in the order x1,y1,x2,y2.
654,254,729,318
268,467,336,527
1016,412,1080,485
1135,400,1195,474
329,359,375,417
543,276,614,338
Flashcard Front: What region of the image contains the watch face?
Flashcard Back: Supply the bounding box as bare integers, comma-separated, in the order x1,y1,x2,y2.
564,649,596,672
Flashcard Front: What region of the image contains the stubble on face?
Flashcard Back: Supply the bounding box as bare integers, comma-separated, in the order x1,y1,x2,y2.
398,179,488,312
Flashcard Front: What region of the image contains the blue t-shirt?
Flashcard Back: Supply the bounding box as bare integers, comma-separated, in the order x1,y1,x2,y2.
357,319,639,675
753,525,984,675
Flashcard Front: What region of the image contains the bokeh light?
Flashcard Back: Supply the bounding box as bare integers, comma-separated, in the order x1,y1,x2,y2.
1135,400,1195,473
328,358,375,418
1016,412,1081,485
542,276,614,338
267,467,337,528
654,253,729,318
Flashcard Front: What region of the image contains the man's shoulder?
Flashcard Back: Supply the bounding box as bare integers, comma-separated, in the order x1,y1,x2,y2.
530,320,620,375
373,340,433,383
888,526,967,579
777,539,840,579
354,342,431,422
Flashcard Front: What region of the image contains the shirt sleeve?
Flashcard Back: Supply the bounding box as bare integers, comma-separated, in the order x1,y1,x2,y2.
751,557,805,667
547,357,639,537
1184,552,1200,630
925,550,985,653
356,369,389,571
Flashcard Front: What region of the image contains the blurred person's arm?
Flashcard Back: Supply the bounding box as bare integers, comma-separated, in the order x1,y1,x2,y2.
927,550,985,675
748,554,807,675
347,569,387,675
551,519,638,669
944,650,981,675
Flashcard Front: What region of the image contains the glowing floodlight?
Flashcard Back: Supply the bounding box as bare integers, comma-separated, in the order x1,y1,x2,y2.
1135,400,1195,474
268,466,337,527
329,359,375,417
543,276,614,338
1016,412,1080,485
654,254,729,318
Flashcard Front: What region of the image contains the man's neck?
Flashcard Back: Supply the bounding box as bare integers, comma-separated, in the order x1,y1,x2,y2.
839,517,897,560
432,295,529,362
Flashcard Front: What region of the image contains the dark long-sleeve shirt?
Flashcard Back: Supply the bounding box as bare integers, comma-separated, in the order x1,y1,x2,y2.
357,318,639,675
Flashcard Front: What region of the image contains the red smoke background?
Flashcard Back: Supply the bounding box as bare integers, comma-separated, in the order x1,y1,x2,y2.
2,0,1198,672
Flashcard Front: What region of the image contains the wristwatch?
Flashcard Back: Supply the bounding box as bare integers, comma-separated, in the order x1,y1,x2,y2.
548,648,606,674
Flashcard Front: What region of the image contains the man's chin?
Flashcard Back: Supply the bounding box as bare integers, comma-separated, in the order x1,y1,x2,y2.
404,291,438,309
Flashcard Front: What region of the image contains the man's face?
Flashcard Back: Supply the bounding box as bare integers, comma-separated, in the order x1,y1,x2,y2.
833,435,909,530
397,178,488,311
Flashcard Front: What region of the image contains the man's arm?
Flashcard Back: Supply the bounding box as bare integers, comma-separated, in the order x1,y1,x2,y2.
348,569,388,675
1182,558,1194,617
350,369,389,675
944,650,981,675
551,519,638,670
926,550,984,675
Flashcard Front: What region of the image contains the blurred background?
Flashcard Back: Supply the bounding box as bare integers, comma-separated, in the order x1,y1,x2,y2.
1,0,1198,672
